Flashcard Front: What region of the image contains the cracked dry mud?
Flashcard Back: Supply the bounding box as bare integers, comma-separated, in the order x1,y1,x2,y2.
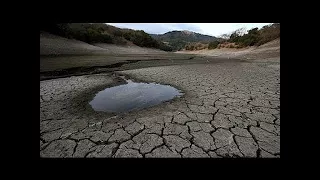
40,60,280,158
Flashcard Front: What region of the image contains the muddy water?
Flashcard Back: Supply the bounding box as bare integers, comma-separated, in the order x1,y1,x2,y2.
89,77,183,113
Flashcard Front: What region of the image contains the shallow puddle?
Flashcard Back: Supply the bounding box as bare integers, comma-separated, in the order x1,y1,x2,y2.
89,77,183,113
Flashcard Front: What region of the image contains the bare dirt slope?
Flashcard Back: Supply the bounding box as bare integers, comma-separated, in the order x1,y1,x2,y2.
40,32,106,55
40,32,168,55
40,32,194,80
93,43,168,55
176,39,280,61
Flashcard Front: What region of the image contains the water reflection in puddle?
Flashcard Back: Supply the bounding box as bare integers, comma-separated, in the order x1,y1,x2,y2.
89,77,183,113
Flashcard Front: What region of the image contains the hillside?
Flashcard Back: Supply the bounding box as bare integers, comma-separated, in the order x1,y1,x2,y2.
40,23,173,52
40,32,169,55
40,31,192,76
151,31,220,51
174,23,281,52
176,38,280,61
40,32,106,55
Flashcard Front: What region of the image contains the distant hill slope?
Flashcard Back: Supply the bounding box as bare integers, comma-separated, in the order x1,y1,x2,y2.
150,30,221,51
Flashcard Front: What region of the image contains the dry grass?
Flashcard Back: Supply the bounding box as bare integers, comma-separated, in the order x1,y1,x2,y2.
185,42,208,51
217,42,240,49
176,38,280,60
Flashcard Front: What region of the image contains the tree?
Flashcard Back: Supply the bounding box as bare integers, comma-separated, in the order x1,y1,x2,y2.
229,28,247,43
219,33,230,42
248,28,259,35
235,28,247,36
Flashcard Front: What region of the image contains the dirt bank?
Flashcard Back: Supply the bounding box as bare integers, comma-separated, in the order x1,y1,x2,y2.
40,32,168,56
176,39,280,60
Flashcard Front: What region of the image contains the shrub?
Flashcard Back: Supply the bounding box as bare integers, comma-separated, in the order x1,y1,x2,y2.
226,24,280,47
158,42,173,51
256,23,280,46
101,34,113,43
208,41,220,49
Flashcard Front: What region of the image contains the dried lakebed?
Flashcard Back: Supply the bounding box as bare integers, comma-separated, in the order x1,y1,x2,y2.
40,60,280,158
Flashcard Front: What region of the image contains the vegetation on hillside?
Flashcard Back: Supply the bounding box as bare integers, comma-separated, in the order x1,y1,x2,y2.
208,41,220,49
40,23,173,51
205,23,280,50
217,42,240,49
151,31,220,51
40,23,279,52
185,42,208,51
255,23,280,45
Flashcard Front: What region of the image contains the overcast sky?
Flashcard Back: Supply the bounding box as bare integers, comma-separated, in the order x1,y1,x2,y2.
106,23,272,37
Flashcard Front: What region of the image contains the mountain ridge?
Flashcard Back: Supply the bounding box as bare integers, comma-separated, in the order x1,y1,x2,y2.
150,30,221,51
